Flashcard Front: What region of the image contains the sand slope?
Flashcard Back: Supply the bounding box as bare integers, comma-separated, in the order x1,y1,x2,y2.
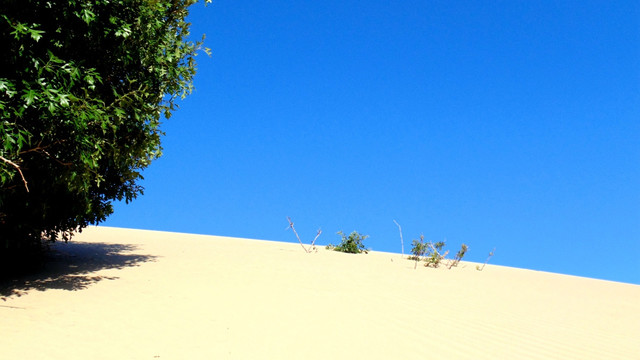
1,226,638,359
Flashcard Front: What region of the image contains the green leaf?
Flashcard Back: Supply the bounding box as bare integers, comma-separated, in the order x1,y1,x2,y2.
29,29,44,42
22,89,37,106
78,8,96,25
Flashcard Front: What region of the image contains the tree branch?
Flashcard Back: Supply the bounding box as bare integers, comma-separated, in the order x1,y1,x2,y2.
0,155,29,192
19,142,73,167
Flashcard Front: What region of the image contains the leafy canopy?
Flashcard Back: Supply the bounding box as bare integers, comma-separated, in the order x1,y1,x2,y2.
0,0,210,255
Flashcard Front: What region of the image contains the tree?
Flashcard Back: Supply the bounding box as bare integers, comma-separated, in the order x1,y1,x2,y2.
0,0,210,261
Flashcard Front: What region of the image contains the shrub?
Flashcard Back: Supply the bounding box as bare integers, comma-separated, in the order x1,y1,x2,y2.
409,235,427,261
425,241,448,268
407,236,469,269
328,231,369,254
448,244,468,269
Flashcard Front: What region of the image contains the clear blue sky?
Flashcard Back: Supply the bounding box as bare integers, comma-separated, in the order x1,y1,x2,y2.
104,1,640,284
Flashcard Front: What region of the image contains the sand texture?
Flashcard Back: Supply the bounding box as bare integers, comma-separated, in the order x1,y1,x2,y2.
1,226,639,359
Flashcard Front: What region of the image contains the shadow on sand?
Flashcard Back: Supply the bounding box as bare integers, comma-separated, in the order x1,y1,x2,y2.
0,241,156,299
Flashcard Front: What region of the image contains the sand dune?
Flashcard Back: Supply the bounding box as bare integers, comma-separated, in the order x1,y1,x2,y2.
1,226,638,359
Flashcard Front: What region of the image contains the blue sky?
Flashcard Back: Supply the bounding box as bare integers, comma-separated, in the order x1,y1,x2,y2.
104,1,640,284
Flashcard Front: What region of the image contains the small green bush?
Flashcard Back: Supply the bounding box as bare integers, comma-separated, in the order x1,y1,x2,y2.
448,244,468,268
409,235,427,261
425,241,447,268
328,231,369,254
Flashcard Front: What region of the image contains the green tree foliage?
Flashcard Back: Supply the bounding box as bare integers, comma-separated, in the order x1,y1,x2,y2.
0,0,210,257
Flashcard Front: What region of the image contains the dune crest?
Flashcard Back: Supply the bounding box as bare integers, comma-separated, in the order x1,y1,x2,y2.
1,226,638,359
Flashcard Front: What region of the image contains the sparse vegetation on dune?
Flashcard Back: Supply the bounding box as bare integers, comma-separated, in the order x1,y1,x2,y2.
286,219,495,270
408,236,463,269
448,244,468,269
398,221,473,270
394,221,498,271
326,231,369,254
286,217,321,253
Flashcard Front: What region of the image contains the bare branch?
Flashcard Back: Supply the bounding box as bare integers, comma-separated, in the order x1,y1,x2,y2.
476,248,496,271
310,228,322,252
393,220,404,258
0,155,29,192
287,217,309,253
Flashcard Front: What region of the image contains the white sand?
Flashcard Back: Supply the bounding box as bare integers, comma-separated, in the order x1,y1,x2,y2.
1,226,638,359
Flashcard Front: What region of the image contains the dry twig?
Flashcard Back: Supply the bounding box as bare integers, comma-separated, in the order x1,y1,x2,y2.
310,228,322,252
287,217,309,253
476,248,495,271
393,220,404,259
287,217,322,253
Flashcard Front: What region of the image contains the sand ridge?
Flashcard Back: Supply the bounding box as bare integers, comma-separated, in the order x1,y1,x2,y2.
1,226,639,359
